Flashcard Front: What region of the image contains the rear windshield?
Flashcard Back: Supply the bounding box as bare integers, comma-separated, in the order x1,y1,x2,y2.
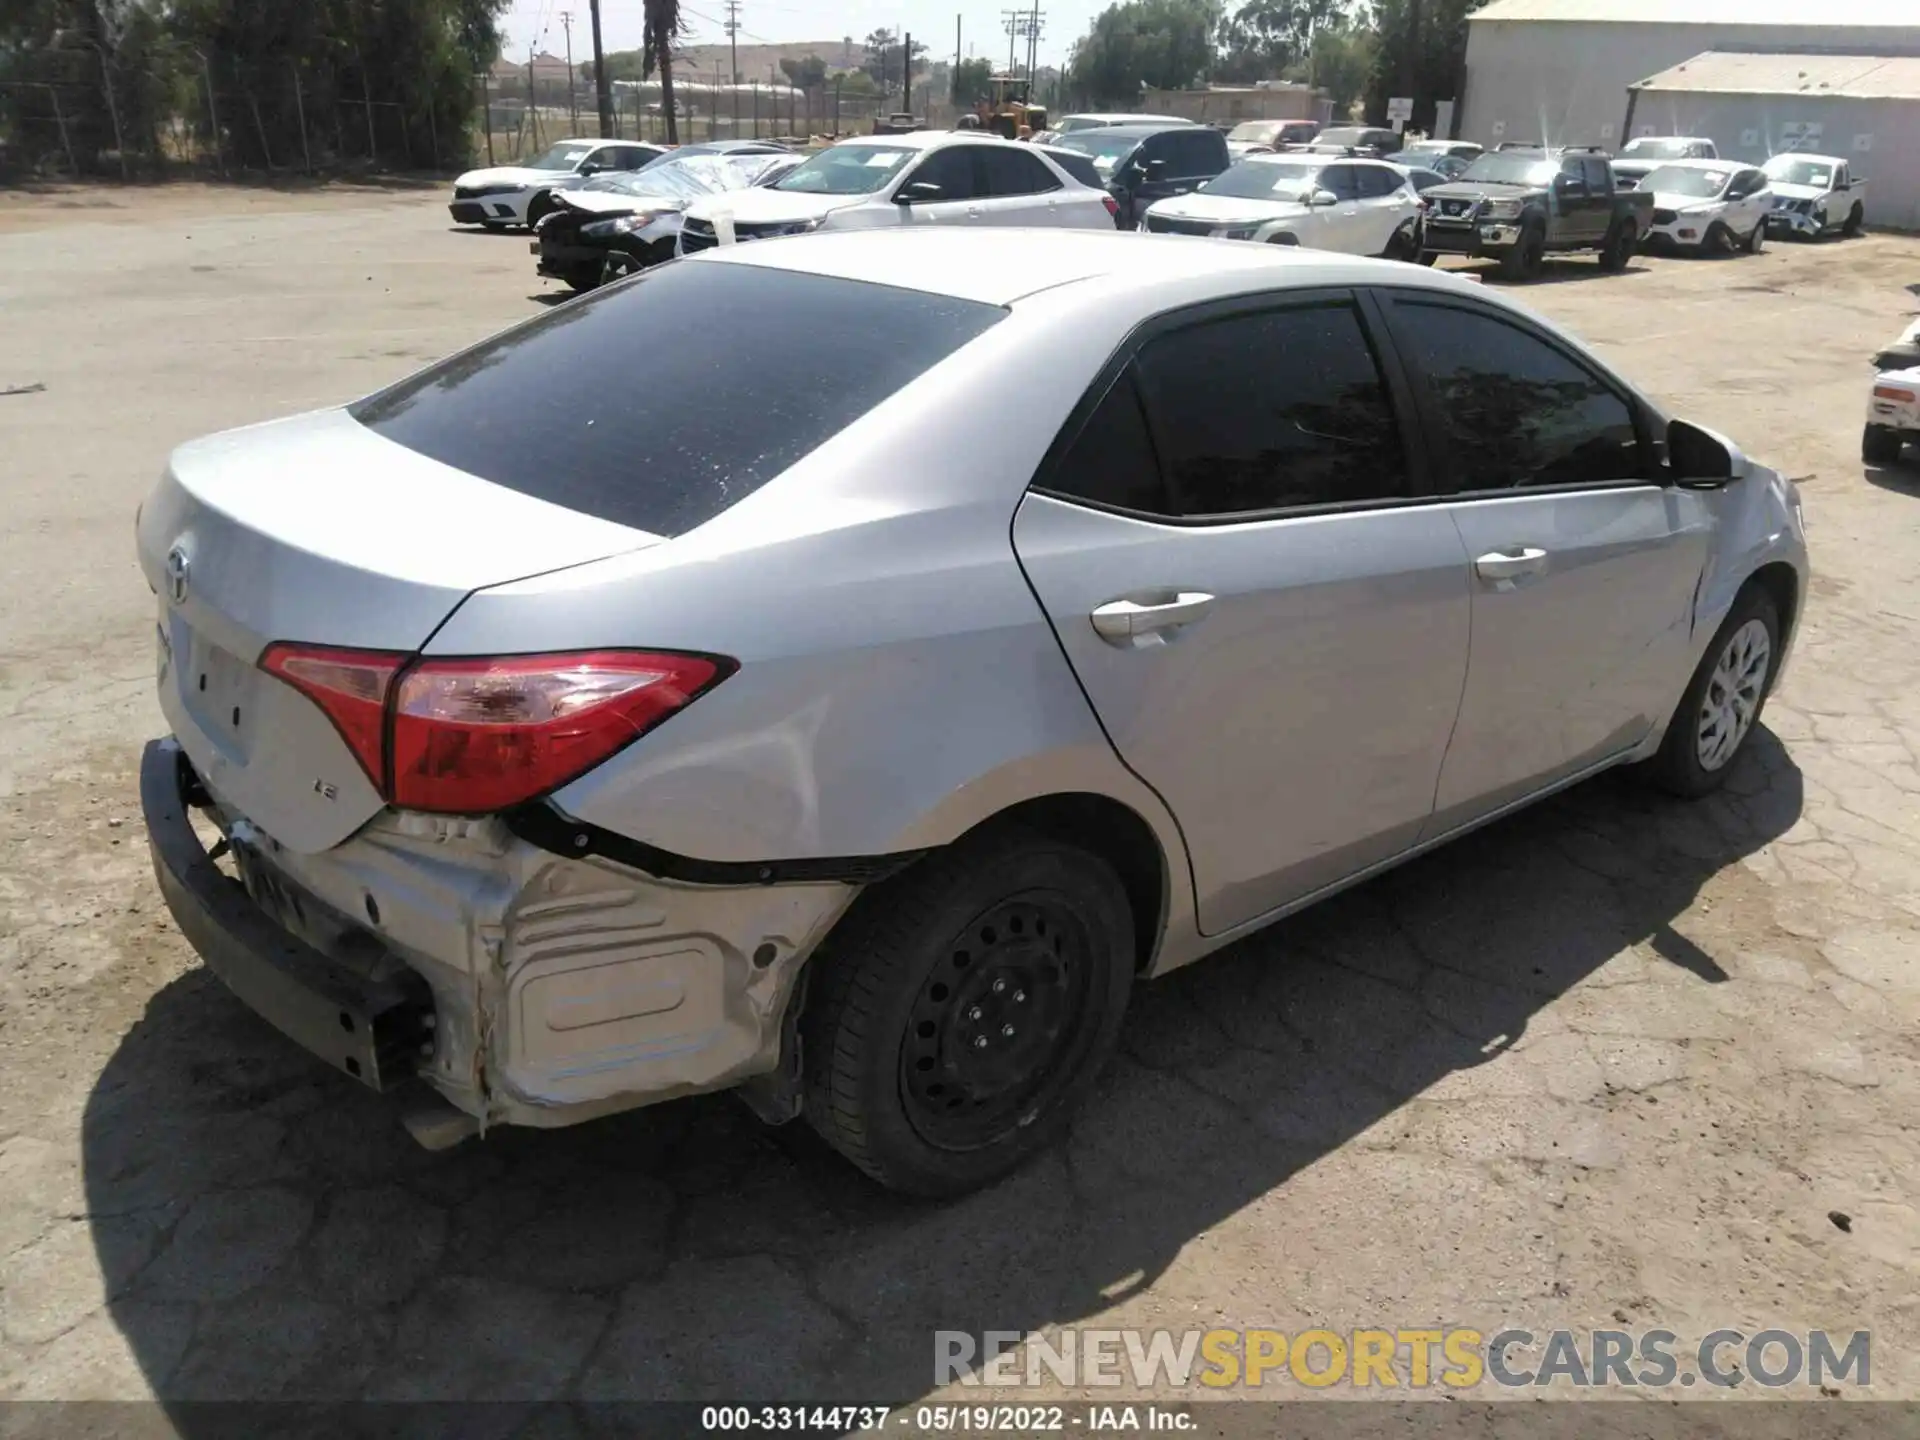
351,261,1004,537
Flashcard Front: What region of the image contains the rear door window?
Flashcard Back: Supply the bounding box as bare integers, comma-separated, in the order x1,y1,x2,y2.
979,146,1061,196
352,263,1004,537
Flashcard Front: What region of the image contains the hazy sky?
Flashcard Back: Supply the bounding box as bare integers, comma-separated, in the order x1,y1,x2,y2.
501,0,1091,73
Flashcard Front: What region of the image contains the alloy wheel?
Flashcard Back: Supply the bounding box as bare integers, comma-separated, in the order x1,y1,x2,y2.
1695,618,1771,771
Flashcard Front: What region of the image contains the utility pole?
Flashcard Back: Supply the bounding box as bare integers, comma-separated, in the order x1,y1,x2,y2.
953,14,961,101
588,0,613,137
1002,10,1019,75
903,31,912,113
724,0,741,83
1025,9,1044,85
561,11,578,130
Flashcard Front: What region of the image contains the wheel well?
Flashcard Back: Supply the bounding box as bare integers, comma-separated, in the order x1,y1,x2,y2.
958,793,1168,973
1746,561,1799,645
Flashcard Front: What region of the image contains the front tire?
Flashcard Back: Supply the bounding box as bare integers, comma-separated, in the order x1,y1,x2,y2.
524,191,556,228
1703,221,1732,255
1745,219,1765,254
1863,423,1903,465
1498,222,1544,280
802,831,1135,1197
1646,586,1780,798
1598,220,1635,272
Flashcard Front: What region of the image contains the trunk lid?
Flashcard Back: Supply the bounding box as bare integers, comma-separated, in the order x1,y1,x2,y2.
138,407,655,852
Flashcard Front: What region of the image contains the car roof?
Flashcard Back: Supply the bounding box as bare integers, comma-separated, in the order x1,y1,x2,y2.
688,226,1508,309
1766,151,1844,164
1064,112,1187,123
1641,157,1741,172
1063,122,1206,140
826,130,1041,152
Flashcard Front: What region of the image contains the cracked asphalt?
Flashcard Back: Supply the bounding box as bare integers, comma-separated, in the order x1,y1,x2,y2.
1,183,1917,1420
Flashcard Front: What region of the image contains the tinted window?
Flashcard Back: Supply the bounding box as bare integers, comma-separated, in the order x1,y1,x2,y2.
352,263,1004,537
1135,303,1407,516
1321,164,1359,200
1354,164,1402,198
1558,157,1587,195
1581,157,1609,192
1043,372,1169,514
978,146,1059,197
905,146,978,201
1041,148,1103,187
1166,129,1225,174
1388,300,1645,492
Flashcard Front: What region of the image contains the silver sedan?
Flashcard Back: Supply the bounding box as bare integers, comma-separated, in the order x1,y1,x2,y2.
138,229,1807,1196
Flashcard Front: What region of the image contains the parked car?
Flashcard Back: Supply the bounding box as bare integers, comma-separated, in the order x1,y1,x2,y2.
1396,140,1482,177
1392,163,1453,195
1031,142,1107,190
1051,123,1232,228
448,139,671,229
1141,153,1425,260
1611,135,1717,189
1638,160,1772,254
1762,153,1867,238
1863,360,1920,463
1421,145,1653,278
1051,112,1197,135
1871,315,1920,373
534,148,802,290
139,228,1805,1197
1224,118,1321,158
674,133,1117,252
1306,125,1405,157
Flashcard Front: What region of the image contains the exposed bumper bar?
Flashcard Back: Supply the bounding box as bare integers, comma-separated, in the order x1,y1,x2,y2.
141,738,432,1091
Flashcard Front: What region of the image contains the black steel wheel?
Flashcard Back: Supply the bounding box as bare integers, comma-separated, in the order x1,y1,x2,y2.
803,829,1135,1197
1863,423,1903,466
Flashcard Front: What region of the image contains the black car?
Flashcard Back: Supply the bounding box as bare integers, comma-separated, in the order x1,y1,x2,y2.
1309,125,1405,158
1050,123,1231,229
1421,145,1654,279
533,144,798,290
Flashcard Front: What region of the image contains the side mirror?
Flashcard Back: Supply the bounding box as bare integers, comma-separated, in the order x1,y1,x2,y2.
896,181,945,204
577,161,603,176
1311,188,1338,207
1143,156,1168,176
1668,418,1750,487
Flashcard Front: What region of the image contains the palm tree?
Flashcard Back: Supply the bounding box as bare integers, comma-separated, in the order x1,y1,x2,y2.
642,0,682,143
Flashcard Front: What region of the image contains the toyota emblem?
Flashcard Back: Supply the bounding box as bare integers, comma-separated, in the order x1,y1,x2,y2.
165,545,191,605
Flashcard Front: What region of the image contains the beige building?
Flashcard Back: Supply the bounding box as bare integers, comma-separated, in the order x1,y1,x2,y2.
1456,0,1920,149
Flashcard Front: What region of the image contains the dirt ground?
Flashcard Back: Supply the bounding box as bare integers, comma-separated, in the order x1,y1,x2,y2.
1,184,1917,1422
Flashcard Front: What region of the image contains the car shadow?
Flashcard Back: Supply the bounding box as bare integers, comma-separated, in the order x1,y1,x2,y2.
1864,459,1920,494
83,732,1803,1416
1481,257,1653,286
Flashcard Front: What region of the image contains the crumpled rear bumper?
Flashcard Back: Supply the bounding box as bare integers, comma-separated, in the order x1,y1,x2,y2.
141,737,863,1131
1765,209,1823,237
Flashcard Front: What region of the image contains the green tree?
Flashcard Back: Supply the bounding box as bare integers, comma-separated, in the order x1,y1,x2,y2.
859,27,927,92
779,53,828,90
641,0,684,141
951,56,993,105
1215,0,1341,83
1067,0,1217,105
1365,0,1470,133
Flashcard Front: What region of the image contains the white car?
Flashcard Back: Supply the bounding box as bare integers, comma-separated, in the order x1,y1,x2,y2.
1762,152,1867,239
1863,363,1920,464
1611,135,1716,189
1224,118,1321,159
1639,160,1772,254
1053,112,1196,135
677,132,1117,252
1140,153,1425,260
449,139,671,229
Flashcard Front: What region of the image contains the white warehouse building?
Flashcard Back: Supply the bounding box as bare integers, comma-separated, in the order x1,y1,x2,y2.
1455,0,1920,150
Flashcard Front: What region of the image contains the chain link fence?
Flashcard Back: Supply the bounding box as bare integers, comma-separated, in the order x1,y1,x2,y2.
2,45,965,182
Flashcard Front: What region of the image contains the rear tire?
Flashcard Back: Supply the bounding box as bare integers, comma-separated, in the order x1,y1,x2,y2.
1863,423,1903,465
1598,220,1635,272
802,831,1135,1197
1844,202,1864,237
1384,222,1420,263
1645,586,1781,799
1498,222,1544,280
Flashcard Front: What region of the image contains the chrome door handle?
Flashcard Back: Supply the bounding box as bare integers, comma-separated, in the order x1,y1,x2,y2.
1091,591,1216,646
966,204,983,219
1474,547,1549,582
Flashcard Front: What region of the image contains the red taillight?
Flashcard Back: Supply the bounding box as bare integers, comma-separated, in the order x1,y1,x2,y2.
1102,194,1119,219
1874,384,1916,402
392,651,726,814
260,644,404,787
259,645,728,815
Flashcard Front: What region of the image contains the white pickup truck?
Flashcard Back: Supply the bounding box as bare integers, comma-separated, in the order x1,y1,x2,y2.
1864,362,1920,464
1763,152,1867,238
